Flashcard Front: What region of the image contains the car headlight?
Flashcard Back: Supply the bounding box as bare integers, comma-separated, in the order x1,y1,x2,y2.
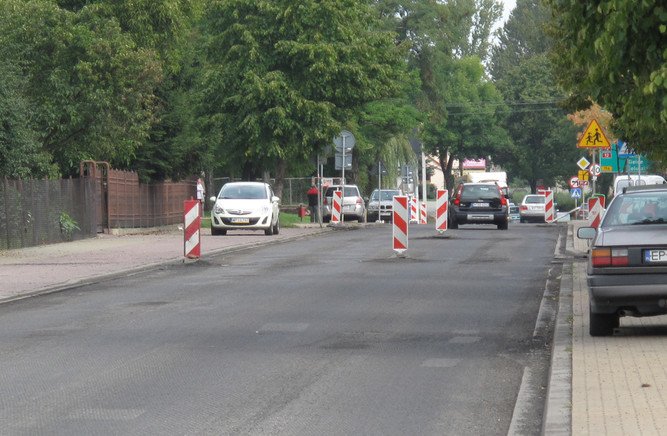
213,205,224,214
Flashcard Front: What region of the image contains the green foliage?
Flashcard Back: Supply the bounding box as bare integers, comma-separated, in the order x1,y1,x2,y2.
490,0,579,193
58,212,80,240
546,0,667,160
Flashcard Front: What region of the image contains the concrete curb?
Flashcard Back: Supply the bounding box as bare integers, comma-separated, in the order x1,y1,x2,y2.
542,223,574,434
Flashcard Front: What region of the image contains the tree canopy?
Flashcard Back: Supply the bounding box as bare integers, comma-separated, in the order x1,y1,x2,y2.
546,0,667,160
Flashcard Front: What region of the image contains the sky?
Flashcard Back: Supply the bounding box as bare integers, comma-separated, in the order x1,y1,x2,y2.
501,0,516,23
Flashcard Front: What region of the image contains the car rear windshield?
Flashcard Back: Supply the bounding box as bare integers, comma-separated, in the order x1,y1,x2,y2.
325,186,359,197
603,191,667,226
460,185,500,201
219,184,267,199
370,190,401,201
524,196,545,204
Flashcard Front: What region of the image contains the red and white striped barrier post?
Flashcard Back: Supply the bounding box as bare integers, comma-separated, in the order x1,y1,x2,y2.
588,197,603,229
184,199,201,259
393,195,409,255
544,190,555,223
420,201,427,224
436,189,448,233
410,196,418,223
331,190,342,224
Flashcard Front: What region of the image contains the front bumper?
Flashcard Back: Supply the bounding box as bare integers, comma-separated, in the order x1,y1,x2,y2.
211,213,272,230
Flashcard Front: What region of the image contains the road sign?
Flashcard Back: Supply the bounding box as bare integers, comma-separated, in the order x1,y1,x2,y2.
569,176,580,188
617,140,635,158
577,119,611,148
334,153,352,170
577,157,590,170
625,155,650,172
333,130,355,152
589,164,602,177
578,170,589,181
570,188,582,199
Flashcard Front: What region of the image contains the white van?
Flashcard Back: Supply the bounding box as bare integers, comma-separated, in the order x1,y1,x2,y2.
613,174,666,197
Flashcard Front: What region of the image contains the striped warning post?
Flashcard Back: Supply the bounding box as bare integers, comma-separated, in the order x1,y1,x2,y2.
436,189,448,233
184,199,201,259
331,190,342,224
420,202,427,224
544,190,555,223
410,196,418,223
393,195,409,254
588,197,603,229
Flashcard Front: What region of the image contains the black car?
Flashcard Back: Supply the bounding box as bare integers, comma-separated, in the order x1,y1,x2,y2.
449,182,509,230
577,184,667,336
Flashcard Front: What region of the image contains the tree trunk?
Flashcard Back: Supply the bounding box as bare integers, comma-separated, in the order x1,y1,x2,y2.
273,158,287,199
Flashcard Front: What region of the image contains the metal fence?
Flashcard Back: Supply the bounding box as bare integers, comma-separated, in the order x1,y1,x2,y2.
0,178,97,249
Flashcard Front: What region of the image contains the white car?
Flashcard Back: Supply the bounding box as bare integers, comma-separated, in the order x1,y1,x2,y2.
367,189,402,222
209,182,280,235
519,194,546,223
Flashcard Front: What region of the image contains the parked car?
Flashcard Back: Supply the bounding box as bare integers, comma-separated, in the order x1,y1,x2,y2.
448,182,509,230
209,182,280,236
367,188,402,222
509,203,520,222
577,184,667,336
322,185,366,222
519,194,546,223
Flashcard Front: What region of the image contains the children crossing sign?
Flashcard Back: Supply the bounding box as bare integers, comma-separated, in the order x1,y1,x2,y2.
577,119,611,148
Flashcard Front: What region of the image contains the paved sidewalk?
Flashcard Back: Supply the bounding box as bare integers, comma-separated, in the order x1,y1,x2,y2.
0,224,331,304
569,221,667,435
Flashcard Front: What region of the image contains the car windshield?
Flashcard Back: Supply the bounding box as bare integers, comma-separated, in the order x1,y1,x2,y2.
460,185,499,201
325,186,359,197
219,184,267,200
524,196,545,204
370,190,400,201
603,191,667,226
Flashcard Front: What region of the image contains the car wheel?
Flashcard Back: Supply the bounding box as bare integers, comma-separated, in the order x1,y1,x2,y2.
589,307,617,336
520,217,525,223
358,212,366,223
449,218,458,229
264,218,274,236
273,218,280,235
211,226,226,236
498,220,508,230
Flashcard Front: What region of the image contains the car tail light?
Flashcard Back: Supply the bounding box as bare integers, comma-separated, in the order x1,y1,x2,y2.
356,197,363,205
520,205,528,211
591,247,629,267
453,185,463,206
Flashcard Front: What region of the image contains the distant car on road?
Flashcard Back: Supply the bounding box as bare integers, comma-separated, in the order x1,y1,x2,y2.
449,182,509,230
367,189,402,222
578,184,667,336
209,182,280,236
322,185,366,222
519,194,546,223
509,203,520,222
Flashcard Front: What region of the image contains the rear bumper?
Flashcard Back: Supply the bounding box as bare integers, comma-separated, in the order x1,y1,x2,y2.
588,273,667,315
450,210,507,225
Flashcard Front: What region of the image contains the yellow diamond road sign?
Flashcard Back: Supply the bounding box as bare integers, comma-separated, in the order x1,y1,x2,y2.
577,119,611,148
577,157,590,170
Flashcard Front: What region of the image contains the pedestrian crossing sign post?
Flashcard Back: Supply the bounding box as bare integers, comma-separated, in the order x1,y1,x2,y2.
577,119,611,148
570,188,582,199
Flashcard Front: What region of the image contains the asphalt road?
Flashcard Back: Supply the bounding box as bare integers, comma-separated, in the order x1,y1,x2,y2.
0,222,563,435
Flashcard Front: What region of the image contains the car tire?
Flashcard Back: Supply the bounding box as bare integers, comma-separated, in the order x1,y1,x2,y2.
265,218,274,236
358,212,366,223
449,218,458,229
520,217,526,223
498,220,508,230
273,218,280,235
211,226,226,236
589,307,617,336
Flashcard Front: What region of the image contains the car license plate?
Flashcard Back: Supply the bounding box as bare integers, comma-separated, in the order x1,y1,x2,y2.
468,214,493,220
644,249,667,263
471,202,489,207
230,217,249,224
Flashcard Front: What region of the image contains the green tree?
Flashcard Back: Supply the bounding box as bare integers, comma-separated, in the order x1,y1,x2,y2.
490,0,579,192
200,0,408,196
546,0,667,160
0,1,162,176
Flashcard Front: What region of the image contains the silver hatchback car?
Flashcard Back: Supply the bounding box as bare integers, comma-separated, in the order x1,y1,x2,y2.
322,185,366,222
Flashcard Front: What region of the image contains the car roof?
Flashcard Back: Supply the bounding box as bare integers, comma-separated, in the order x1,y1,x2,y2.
623,184,667,194
224,181,267,186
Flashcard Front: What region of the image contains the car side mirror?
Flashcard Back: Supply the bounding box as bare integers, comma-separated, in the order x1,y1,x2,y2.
272,196,280,203
577,227,596,239
208,196,217,203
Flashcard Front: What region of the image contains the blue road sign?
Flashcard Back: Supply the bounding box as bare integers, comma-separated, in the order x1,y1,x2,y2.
570,188,582,199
